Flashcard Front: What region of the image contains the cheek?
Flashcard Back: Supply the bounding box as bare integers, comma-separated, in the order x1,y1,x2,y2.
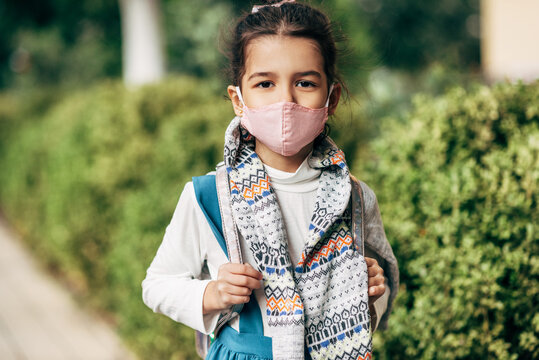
248,93,282,107
298,91,328,109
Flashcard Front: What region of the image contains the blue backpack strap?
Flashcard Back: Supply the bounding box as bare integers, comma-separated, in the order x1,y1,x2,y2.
192,174,264,336
192,175,228,257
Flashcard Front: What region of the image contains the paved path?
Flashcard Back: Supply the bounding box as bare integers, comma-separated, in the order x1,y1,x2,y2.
0,216,136,360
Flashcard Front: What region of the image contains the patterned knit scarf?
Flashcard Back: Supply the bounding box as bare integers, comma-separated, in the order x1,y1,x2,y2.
223,117,372,360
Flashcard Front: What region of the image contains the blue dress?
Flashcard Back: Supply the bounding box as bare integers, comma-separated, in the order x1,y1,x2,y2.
205,291,273,359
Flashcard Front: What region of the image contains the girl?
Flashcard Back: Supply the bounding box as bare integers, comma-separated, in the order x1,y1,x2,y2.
142,1,398,359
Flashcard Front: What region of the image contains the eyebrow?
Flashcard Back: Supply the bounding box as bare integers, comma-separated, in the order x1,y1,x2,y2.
247,70,322,81
295,71,322,78
247,72,274,81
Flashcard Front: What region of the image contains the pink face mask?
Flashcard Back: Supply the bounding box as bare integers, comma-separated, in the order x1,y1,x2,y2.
236,85,333,156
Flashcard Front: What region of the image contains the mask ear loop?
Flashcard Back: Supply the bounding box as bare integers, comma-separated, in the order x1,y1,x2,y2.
235,86,247,107
325,83,335,108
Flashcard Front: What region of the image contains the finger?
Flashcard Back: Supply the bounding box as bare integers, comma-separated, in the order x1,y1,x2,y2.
369,273,385,287
369,282,386,289
223,284,253,297
368,265,383,278
225,263,263,280
243,263,264,280
364,257,377,267
222,294,251,306
225,273,263,290
369,284,386,297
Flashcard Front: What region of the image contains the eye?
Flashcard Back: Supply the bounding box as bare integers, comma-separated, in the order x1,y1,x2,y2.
296,80,316,88
255,81,274,89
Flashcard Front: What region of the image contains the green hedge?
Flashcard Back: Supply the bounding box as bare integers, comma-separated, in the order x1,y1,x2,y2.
357,82,539,359
0,76,368,359
0,78,236,359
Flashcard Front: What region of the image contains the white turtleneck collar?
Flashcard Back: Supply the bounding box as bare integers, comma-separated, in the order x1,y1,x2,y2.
263,154,321,193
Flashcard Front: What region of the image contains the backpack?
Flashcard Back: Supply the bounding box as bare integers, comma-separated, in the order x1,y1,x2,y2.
192,165,367,359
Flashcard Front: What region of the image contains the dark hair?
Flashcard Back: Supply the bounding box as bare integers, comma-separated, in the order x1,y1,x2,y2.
225,1,344,89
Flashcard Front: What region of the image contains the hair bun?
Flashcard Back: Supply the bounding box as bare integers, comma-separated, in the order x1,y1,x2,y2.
251,0,296,13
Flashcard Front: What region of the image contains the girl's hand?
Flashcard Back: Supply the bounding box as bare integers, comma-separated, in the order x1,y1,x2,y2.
203,263,263,314
365,257,385,304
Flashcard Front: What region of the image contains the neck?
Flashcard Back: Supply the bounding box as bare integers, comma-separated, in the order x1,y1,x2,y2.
255,139,313,173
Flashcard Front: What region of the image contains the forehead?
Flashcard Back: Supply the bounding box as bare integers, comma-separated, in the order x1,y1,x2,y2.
244,35,324,76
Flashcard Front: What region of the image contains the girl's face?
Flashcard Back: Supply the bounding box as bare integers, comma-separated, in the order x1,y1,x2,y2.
228,35,340,115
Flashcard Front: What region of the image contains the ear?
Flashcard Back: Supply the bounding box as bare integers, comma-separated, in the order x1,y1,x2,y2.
227,85,244,117
328,83,341,116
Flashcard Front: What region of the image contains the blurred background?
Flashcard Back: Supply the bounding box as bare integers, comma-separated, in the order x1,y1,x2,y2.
0,0,537,359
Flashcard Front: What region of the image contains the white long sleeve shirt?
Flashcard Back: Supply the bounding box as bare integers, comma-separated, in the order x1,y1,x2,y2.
142,157,389,336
